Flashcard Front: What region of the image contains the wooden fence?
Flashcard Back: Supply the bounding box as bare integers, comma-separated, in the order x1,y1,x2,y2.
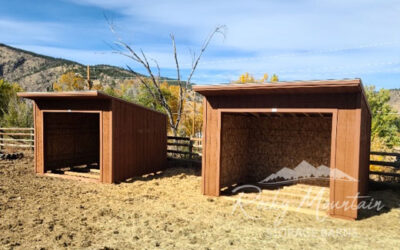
0,128,34,150
369,151,400,178
1,127,399,181
167,136,202,162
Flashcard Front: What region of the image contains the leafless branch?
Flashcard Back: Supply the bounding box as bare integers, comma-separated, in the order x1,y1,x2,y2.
173,25,226,129
170,34,185,129
108,19,225,135
150,58,161,84
186,25,226,87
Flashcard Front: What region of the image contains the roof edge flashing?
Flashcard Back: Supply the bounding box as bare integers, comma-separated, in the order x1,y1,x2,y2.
193,79,362,96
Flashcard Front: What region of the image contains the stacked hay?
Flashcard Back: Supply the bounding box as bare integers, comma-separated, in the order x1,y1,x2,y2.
248,116,331,184
220,114,332,188
220,113,251,187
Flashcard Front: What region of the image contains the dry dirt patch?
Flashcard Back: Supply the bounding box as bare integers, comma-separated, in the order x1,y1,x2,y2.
0,155,399,249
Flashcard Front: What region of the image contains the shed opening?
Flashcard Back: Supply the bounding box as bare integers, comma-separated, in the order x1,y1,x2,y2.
220,112,333,201
43,112,100,181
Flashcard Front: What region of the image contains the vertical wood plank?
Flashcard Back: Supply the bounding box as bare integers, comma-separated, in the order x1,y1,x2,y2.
99,111,103,182
203,97,220,196
102,106,113,183
201,97,207,194
333,109,361,219
329,110,338,216
35,103,44,174
111,99,167,182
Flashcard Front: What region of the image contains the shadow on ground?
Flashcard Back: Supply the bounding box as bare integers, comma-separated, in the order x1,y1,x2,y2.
122,159,201,183
358,181,400,219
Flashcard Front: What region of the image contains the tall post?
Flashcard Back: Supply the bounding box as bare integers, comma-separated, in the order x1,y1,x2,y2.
189,139,193,167
86,65,92,90
0,128,3,151
192,92,196,137
31,128,34,151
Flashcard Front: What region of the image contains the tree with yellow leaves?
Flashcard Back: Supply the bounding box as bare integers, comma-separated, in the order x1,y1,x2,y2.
233,72,278,83
182,96,203,137
235,72,255,84
261,73,269,83
53,72,86,91
270,74,279,82
125,80,202,136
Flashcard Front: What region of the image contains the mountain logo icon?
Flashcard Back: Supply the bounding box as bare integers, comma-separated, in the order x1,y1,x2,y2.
259,160,357,185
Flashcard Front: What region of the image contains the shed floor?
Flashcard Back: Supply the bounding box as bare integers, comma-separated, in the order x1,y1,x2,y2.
222,184,330,217
45,164,100,182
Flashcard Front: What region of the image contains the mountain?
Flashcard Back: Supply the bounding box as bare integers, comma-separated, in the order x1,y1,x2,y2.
0,43,143,91
0,43,399,102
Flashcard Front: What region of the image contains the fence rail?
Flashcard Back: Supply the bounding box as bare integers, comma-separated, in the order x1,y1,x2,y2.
0,128,34,150
369,151,400,178
1,127,398,180
167,136,202,162
0,128,35,150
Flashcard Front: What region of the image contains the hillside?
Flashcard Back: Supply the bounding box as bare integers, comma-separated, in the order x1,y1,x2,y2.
0,44,142,91
0,43,399,112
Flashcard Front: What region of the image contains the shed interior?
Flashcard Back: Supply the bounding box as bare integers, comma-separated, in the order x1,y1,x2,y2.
220,112,333,192
43,112,100,180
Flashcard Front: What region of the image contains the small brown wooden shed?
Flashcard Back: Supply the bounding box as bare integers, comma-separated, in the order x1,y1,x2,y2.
18,91,167,183
193,79,371,220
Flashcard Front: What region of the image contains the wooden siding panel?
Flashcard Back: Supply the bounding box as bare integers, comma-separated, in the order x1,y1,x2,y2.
333,109,361,219
201,98,207,194
112,99,167,182
214,93,360,110
34,104,44,174
101,108,113,183
358,98,371,196
202,97,220,196
36,99,109,111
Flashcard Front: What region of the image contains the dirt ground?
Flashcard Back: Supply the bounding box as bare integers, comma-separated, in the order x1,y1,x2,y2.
1,155,400,249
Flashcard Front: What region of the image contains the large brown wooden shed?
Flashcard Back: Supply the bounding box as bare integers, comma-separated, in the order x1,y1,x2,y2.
18,91,167,183
193,79,371,220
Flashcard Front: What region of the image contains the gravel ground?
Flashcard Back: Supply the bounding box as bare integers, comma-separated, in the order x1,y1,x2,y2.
0,155,399,249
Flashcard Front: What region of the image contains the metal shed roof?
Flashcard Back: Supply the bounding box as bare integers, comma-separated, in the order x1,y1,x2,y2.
17,91,166,115
18,91,115,100
193,79,364,96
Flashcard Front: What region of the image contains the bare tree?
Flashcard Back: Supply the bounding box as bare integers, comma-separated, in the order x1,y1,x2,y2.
109,22,226,136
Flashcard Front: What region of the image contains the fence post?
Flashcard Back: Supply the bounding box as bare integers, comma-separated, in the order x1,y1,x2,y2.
189,140,193,160
189,140,194,167
31,129,34,151
0,128,2,151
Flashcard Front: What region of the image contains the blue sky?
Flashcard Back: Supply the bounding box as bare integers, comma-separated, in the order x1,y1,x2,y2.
1,0,400,88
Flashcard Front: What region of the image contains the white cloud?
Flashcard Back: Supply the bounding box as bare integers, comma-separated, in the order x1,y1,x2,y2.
67,0,400,50
5,0,400,87
0,19,63,44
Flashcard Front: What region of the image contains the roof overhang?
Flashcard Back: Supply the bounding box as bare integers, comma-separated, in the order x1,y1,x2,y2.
193,79,363,96
17,90,167,116
17,91,113,100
